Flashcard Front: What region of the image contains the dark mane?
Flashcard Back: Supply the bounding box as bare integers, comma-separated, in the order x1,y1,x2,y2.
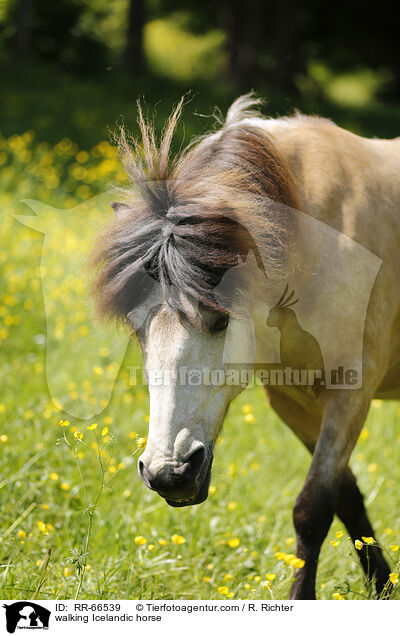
91,94,298,326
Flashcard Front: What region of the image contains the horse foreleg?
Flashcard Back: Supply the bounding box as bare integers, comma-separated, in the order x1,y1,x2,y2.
289,472,335,598
337,468,390,595
289,395,370,600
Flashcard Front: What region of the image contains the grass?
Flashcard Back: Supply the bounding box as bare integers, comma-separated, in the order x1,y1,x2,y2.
1,101,400,601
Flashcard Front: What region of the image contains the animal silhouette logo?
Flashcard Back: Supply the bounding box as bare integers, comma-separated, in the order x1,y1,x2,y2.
14,189,382,400
267,284,325,389
3,602,50,633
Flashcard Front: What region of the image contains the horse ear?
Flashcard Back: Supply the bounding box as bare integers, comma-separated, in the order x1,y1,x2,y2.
111,201,130,216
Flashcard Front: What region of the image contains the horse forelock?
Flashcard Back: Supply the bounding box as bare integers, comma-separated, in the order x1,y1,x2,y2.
91,95,297,328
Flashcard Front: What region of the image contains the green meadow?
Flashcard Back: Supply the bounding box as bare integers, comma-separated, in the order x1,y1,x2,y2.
1,121,400,601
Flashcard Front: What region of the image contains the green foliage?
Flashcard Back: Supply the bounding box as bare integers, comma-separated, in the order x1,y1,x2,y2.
1,0,109,70
308,63,393,108
144,13,225,81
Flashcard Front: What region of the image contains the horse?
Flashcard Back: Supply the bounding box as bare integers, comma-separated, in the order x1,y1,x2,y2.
91,95,400,599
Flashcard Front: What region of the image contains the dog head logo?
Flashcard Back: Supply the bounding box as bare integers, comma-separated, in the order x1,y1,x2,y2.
3,602,50,633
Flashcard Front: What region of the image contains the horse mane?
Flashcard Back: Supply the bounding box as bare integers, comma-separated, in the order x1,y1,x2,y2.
91,93,298,326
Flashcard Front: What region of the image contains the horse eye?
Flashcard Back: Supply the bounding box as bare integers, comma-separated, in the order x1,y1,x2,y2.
211,314,229,334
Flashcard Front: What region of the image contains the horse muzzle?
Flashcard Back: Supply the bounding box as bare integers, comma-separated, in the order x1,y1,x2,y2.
138,444,213,507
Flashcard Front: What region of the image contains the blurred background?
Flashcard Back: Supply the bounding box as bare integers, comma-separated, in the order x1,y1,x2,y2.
1,0,400,149
2,0,400,601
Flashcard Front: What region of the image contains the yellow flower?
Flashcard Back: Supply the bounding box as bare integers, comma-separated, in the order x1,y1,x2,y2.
134,536,147,545
147,544,155,551
0,434,8,443
203,576,212,583
209,486,217,495
362,536,374,545
101,426,108,437
390,545,400,552
274,551,287,561
49,473,59,480
241,404,253,414
36,560,42,567
37,521,48,535
333,593,344,600
73,431,83,441
355,540,363,550
227,537,240,548
244,413,255,423
335,531,343,538
389,572,399,585
254,575,261,583
291,558,305,569
284,553,296,565
136,437,147,448
218,586,233,597
285,538,295,547
63,567,72,577
368,463,378,474
385,528,393,535
41,504,50,510
266,573,276,581
228,462,237,477
359,428,369,442
18,530,26,539
60,482,70,491
171,534,185,545
227,501,237,511
158,538,167,546
87,423,97,431
223,573,233,581
58,419,70,427
330,540,340,548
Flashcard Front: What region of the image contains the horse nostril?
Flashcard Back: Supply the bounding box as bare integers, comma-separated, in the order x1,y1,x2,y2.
174,446,206,480
138,458,145,477
188,446,206,474
138,446,208,498
138,458,154,488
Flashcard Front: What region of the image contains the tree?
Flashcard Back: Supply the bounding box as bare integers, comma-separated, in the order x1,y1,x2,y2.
13,0,34,62
122,0,146,75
